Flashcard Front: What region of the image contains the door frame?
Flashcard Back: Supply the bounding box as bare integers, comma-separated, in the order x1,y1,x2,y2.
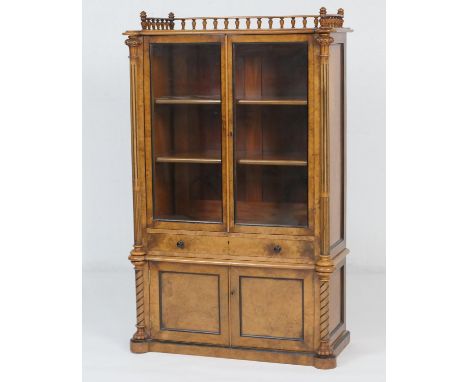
143,34,228,232
226,34,317,236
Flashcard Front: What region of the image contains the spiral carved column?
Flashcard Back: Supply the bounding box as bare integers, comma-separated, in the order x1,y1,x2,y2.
316,28,335,357
319,279,330,343
316,257,334,356
131,260,146,340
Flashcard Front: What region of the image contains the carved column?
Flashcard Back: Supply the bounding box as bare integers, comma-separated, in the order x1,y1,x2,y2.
131,259,146,340
125,35,147,341
315,27,335,357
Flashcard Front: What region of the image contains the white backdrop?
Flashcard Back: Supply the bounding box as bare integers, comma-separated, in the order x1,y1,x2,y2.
83,0,385,272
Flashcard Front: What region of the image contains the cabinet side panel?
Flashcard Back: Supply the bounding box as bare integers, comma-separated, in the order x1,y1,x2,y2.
329,44,345,249
329,264,344,337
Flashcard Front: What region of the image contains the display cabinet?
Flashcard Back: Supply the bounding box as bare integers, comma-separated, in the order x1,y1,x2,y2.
124,7,351,369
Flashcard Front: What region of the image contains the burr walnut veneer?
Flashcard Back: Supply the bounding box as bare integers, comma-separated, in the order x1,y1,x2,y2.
124,7,351,369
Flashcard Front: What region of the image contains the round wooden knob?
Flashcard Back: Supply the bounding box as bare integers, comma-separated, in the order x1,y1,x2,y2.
273,245,282,254
176,240,185,249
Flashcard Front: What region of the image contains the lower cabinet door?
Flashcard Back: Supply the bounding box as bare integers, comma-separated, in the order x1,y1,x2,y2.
230,267,315,351
149,262,229,345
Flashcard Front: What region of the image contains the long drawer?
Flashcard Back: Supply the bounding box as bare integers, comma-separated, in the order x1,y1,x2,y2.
147,233,314,262
228,236,314,261
147,233,229,256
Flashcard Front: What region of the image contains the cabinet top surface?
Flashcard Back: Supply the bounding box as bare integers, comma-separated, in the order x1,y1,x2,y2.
123,7,351,36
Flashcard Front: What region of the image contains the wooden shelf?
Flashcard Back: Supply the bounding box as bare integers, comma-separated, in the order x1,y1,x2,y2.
238,159,306,166
237,152,307,167
236,99,307,106
155,152,221,164
155,96,221,105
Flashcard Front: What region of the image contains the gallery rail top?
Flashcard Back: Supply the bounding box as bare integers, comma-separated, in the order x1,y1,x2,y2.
124,7,349,34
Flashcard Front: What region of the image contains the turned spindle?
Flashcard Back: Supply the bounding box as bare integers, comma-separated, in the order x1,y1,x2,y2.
257,17,262,29
168,12,175,30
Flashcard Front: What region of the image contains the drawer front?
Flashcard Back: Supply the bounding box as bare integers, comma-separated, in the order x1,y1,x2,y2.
147,233,228,256
228,237,313,260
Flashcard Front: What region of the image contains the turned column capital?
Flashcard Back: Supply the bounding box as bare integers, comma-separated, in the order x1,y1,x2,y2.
315,256,335,280
315,33,334,58
130,244,145,256
125,36,143,59
129,257,145,268
125,36,142,47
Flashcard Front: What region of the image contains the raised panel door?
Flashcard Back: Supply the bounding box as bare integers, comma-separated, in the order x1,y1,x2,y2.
149,262,230,345
229,266,315,351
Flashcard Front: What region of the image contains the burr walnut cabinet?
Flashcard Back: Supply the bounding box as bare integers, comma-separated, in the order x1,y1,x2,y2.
124,7,351,369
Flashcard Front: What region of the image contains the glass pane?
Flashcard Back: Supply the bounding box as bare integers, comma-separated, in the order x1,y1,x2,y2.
236,165,307,226
233,43,308,227
235,105,307,163
154,163,222,223
150,43,222,223
151,43,221,99
153,104,221,161
234,43,307,101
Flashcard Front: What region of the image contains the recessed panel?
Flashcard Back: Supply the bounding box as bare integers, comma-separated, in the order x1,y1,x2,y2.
160,271,220,334
329,266,344,335
329,43,345,246
240,276,304,340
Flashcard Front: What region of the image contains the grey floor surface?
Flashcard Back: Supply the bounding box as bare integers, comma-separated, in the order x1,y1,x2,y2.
83,269,385,381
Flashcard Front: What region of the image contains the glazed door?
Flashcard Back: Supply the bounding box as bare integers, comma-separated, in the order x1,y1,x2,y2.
229,266,315,351
228,35,315,235
144,35,227,231
149,262,230,345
